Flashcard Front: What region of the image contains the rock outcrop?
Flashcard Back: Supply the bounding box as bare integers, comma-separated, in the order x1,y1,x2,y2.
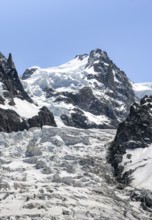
109,95,152,211
109,95,152,183
0,52,32,103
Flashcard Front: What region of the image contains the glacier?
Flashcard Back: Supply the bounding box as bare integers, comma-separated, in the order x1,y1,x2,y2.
0,126,151,219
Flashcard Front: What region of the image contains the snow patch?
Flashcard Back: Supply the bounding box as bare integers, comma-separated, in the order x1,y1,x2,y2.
0,97,40,119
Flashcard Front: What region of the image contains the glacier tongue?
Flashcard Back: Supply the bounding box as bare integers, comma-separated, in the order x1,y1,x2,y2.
0,127,151,219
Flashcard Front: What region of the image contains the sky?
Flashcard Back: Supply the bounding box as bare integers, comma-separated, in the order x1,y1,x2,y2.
0,0,151,83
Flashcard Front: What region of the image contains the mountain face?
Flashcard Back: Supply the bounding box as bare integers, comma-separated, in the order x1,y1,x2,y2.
109,95,152,210
0,49,152,219
0,52,56,132
22,49,135,129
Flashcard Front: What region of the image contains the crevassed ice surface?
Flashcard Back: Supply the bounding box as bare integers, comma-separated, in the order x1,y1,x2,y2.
0,126,151,220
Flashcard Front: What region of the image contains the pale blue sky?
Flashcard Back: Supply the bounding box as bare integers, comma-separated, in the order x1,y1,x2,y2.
0,0,151,82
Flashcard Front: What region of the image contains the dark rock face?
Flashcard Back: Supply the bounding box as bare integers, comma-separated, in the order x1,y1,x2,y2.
59,88,117,129
28,106,56,128
108,95,152,183
86,49,134,108
61,108,110,129
0,52,56,132
22,67,38,80
0,105,56,133
0,52,32,103
0,108,26,132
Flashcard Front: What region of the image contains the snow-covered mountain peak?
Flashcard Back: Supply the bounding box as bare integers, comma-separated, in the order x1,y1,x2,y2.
87,48,109,67
22,48,135,129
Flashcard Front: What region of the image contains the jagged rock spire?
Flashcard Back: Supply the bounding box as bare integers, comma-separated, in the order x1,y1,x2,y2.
7,53,15,69
0,51,33,103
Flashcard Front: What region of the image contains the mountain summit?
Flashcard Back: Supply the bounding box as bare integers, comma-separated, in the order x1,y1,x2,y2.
22,48,135,128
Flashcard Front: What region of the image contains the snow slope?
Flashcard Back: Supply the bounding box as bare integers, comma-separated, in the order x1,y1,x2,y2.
122,144,152,190
0,126,151,219
0,97,40,119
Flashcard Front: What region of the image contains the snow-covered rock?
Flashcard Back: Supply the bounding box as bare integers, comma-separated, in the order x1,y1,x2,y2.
22,48,135,128
109,95,152,211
